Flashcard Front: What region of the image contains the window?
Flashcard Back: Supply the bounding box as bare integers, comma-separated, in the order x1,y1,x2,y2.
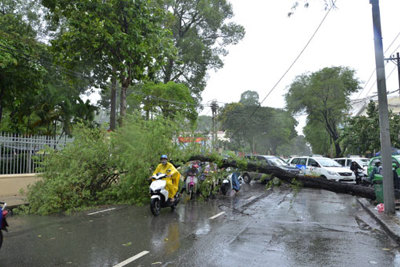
335,159,345,166
291,158,299,164
308,158,319,167
298,158,307,165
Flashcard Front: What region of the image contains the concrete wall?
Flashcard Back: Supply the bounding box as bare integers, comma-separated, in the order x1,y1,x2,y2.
0,174,41,197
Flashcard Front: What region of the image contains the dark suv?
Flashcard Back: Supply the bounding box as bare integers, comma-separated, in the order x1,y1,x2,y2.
242,155,300,183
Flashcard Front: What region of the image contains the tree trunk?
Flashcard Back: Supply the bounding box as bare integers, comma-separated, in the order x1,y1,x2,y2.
119,82,128,127
163,58,174,83
333,140,342,158
187,155,375,200
110,71,117,131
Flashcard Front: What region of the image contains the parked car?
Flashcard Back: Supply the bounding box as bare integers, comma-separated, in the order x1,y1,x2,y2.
333,157,369,176
242,155,300,184
288,156,355,182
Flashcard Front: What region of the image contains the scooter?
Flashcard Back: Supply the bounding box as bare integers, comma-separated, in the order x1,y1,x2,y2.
185,170,198,200
221,171,243,196
149,173,180,216
0,202,10,249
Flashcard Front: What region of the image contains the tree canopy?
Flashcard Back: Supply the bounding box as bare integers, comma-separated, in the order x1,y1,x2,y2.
43,0,175,126
219,91,298,154
127,81,197,123
158,0,245,101
340,101,400,156
285,66,360,157
0,1,97,135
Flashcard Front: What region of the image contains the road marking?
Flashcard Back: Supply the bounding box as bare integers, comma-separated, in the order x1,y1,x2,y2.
113,251,149,267
209,211,225,220
87,208,116,216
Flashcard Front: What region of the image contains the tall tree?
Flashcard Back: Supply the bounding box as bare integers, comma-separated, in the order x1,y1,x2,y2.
219,103,297,154
0,6,45,126
0,1,98,135
43,0,175,126
239,90,260,106
285,66,360,157
159,0,245,100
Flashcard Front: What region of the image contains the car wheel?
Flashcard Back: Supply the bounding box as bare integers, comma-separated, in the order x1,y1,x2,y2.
243,173,251,184
319,175,327,180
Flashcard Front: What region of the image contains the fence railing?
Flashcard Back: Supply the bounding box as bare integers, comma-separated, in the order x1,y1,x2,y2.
0,133,73,175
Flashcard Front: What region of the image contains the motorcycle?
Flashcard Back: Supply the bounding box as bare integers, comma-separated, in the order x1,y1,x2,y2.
0,202,10,249
185,170,198,200
149,173,180,216
221,170,243,196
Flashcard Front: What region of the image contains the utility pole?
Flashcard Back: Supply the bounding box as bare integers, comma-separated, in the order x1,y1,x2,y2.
211,101,218,151
384,52,400,95
370,0,395,214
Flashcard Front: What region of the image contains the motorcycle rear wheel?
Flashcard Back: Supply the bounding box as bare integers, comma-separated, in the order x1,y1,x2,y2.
188,185,195,200
0,230,3,249
150,198,161,216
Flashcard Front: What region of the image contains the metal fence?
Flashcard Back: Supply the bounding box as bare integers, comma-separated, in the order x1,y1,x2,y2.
0,133,73,174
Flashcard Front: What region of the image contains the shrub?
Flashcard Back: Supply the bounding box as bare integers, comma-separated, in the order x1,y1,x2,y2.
25,114,199,214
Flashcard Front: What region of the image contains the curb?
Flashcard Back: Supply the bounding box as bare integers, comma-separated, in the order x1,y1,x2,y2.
357,198,400,245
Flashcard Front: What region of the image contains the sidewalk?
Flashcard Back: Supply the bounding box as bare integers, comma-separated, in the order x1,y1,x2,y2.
0,174,39,209
357,198,400,245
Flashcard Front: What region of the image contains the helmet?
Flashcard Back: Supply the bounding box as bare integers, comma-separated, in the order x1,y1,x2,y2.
160,155,168,160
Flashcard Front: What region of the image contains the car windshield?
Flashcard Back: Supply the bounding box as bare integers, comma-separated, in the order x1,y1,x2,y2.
316,158,342,167
268,157,288,166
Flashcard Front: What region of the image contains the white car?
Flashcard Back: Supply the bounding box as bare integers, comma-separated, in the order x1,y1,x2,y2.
288,156,356,182
333,157,369,176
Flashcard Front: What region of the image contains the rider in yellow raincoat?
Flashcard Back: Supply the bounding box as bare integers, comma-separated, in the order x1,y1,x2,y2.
153,155,181,200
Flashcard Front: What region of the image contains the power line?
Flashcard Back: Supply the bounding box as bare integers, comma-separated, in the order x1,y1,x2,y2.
357,31,400,98
226,1,336,137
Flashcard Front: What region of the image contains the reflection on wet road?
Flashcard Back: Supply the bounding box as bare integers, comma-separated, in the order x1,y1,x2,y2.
1,184,399,267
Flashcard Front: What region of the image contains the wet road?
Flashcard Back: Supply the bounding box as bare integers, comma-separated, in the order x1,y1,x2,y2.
1,184,399,267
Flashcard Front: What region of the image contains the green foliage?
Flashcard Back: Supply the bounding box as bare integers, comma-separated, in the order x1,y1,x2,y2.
340,101,400,156
303,120,331,155
285,66,361,157
26,126,115,214
127,81,197,122
0,2,97,135
196,115,212,134
265,177,282,190
239,90,260,107
24,114,198,214
45,0,175,121
159,0,245,100
219,97,297,154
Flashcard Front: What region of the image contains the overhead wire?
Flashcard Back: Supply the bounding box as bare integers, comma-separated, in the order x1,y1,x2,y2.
225,1,336,137
356,31,400,99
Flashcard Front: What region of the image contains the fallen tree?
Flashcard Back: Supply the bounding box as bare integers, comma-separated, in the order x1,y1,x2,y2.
188,155,375,200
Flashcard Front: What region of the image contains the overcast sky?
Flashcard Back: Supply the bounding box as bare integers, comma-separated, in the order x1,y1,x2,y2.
200,0,400,133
